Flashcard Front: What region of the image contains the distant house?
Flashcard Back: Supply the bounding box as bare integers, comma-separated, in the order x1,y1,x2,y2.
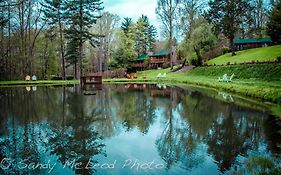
234,38,272,50
149,49,171,69
132,49,173,71
132,54,150,71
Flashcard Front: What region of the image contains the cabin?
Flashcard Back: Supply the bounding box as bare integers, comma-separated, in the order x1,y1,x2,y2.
149,49,171,69
234,38,272,51
132,54,150,71
132,49,172,71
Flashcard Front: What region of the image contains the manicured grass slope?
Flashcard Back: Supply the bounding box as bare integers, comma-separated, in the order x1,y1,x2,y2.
207,45,281,65
187,64,281,81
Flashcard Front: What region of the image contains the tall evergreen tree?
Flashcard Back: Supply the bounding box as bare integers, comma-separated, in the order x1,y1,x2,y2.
65,37,79,78
147,25,157,53
135,15,157,56
42,0,67,80
121,17,133,35
65,0,103,78
267,0,281,43
206,0,252,56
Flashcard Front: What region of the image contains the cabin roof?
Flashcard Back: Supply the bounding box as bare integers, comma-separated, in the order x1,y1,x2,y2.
150,49,171,57
134,54,150,61
234,38,272,45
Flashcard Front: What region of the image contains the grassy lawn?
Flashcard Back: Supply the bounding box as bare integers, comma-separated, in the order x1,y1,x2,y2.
207,45,281,65
104,65,281,104
0,80,79,86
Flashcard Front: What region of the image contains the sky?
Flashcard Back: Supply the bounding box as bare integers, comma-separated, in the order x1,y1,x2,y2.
104,0,161,34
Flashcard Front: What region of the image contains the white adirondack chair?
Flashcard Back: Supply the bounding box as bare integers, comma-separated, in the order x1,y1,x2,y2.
226,74,235,82
218,74,228,82
157,73,162,78
32,75,37,81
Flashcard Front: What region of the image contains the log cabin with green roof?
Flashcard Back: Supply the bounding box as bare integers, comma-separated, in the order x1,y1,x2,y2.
132,49,171,71
234,38,272,51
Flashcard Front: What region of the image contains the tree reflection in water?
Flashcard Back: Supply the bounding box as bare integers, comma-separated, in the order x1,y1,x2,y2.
48,85,105,175
0,86,106,175
0,85,280,174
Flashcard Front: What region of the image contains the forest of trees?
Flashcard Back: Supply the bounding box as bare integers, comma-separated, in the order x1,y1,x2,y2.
0,0,280,80
0,0,157,80
156,0,280,66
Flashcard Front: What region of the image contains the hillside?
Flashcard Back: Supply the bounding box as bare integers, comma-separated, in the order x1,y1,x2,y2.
207,45,281,65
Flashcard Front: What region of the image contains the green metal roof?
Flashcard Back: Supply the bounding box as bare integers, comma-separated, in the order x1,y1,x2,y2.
150,49,171,57
134,54,150,61
234,38,272,44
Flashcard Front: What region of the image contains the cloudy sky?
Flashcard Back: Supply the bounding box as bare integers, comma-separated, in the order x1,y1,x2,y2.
104,0,161,33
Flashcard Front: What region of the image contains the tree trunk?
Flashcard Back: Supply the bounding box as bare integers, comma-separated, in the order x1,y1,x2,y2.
230,37,236,56
169,0,173,69
74,62,78,79
193,46,202,66
59,18,66,80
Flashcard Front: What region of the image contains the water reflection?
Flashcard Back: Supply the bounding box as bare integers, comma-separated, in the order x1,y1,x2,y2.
0,84,280,175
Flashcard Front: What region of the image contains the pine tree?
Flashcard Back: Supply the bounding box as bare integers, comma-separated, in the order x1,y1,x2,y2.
135,15,157,55
65,0,103,78
65,37,79,78
121,17,133,35
147,24,157,53
42,0,67,80
267,0,281,43
206,0,252,56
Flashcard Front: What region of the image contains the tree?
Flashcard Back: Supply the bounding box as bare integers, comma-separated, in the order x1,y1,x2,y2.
206,0,252,56
42,0,67,80
190,20,216,66
121,17,133,35
267,0,281,43
147,25,157,52
180,17,216,66
178,0,206,38
64,0,103,79
135,15,157,56
93,12,120,72
65,37,79,78
156,0,180,68
112,29,137,68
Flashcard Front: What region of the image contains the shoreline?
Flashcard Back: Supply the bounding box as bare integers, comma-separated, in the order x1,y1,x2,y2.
1,77,280,104
1,78,280,116
103,76,281,104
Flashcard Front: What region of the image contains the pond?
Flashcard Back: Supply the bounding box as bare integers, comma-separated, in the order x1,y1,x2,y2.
0,84,280,175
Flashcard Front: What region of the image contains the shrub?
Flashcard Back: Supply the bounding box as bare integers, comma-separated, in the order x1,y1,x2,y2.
163,62,170,69
191,59,197,66
222,47,231,54
277,56,281,62
227,62,230,65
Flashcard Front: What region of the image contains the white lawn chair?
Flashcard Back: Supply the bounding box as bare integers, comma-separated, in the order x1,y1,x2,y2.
226,74,235,82
157,73,162,78
32,75,37,81
25,75,31,81
218,74,228,82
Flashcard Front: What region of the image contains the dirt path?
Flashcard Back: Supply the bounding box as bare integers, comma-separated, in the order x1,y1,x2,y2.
175,65,195,73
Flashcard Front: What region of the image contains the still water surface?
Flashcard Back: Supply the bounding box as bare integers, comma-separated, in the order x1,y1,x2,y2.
0,84,280,175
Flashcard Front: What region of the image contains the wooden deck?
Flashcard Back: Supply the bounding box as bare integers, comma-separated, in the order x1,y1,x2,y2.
80,75,102,86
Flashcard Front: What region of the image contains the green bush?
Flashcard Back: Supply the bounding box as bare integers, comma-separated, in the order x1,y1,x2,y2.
277,56,281,62
163,62,170,69
222,47,231,54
